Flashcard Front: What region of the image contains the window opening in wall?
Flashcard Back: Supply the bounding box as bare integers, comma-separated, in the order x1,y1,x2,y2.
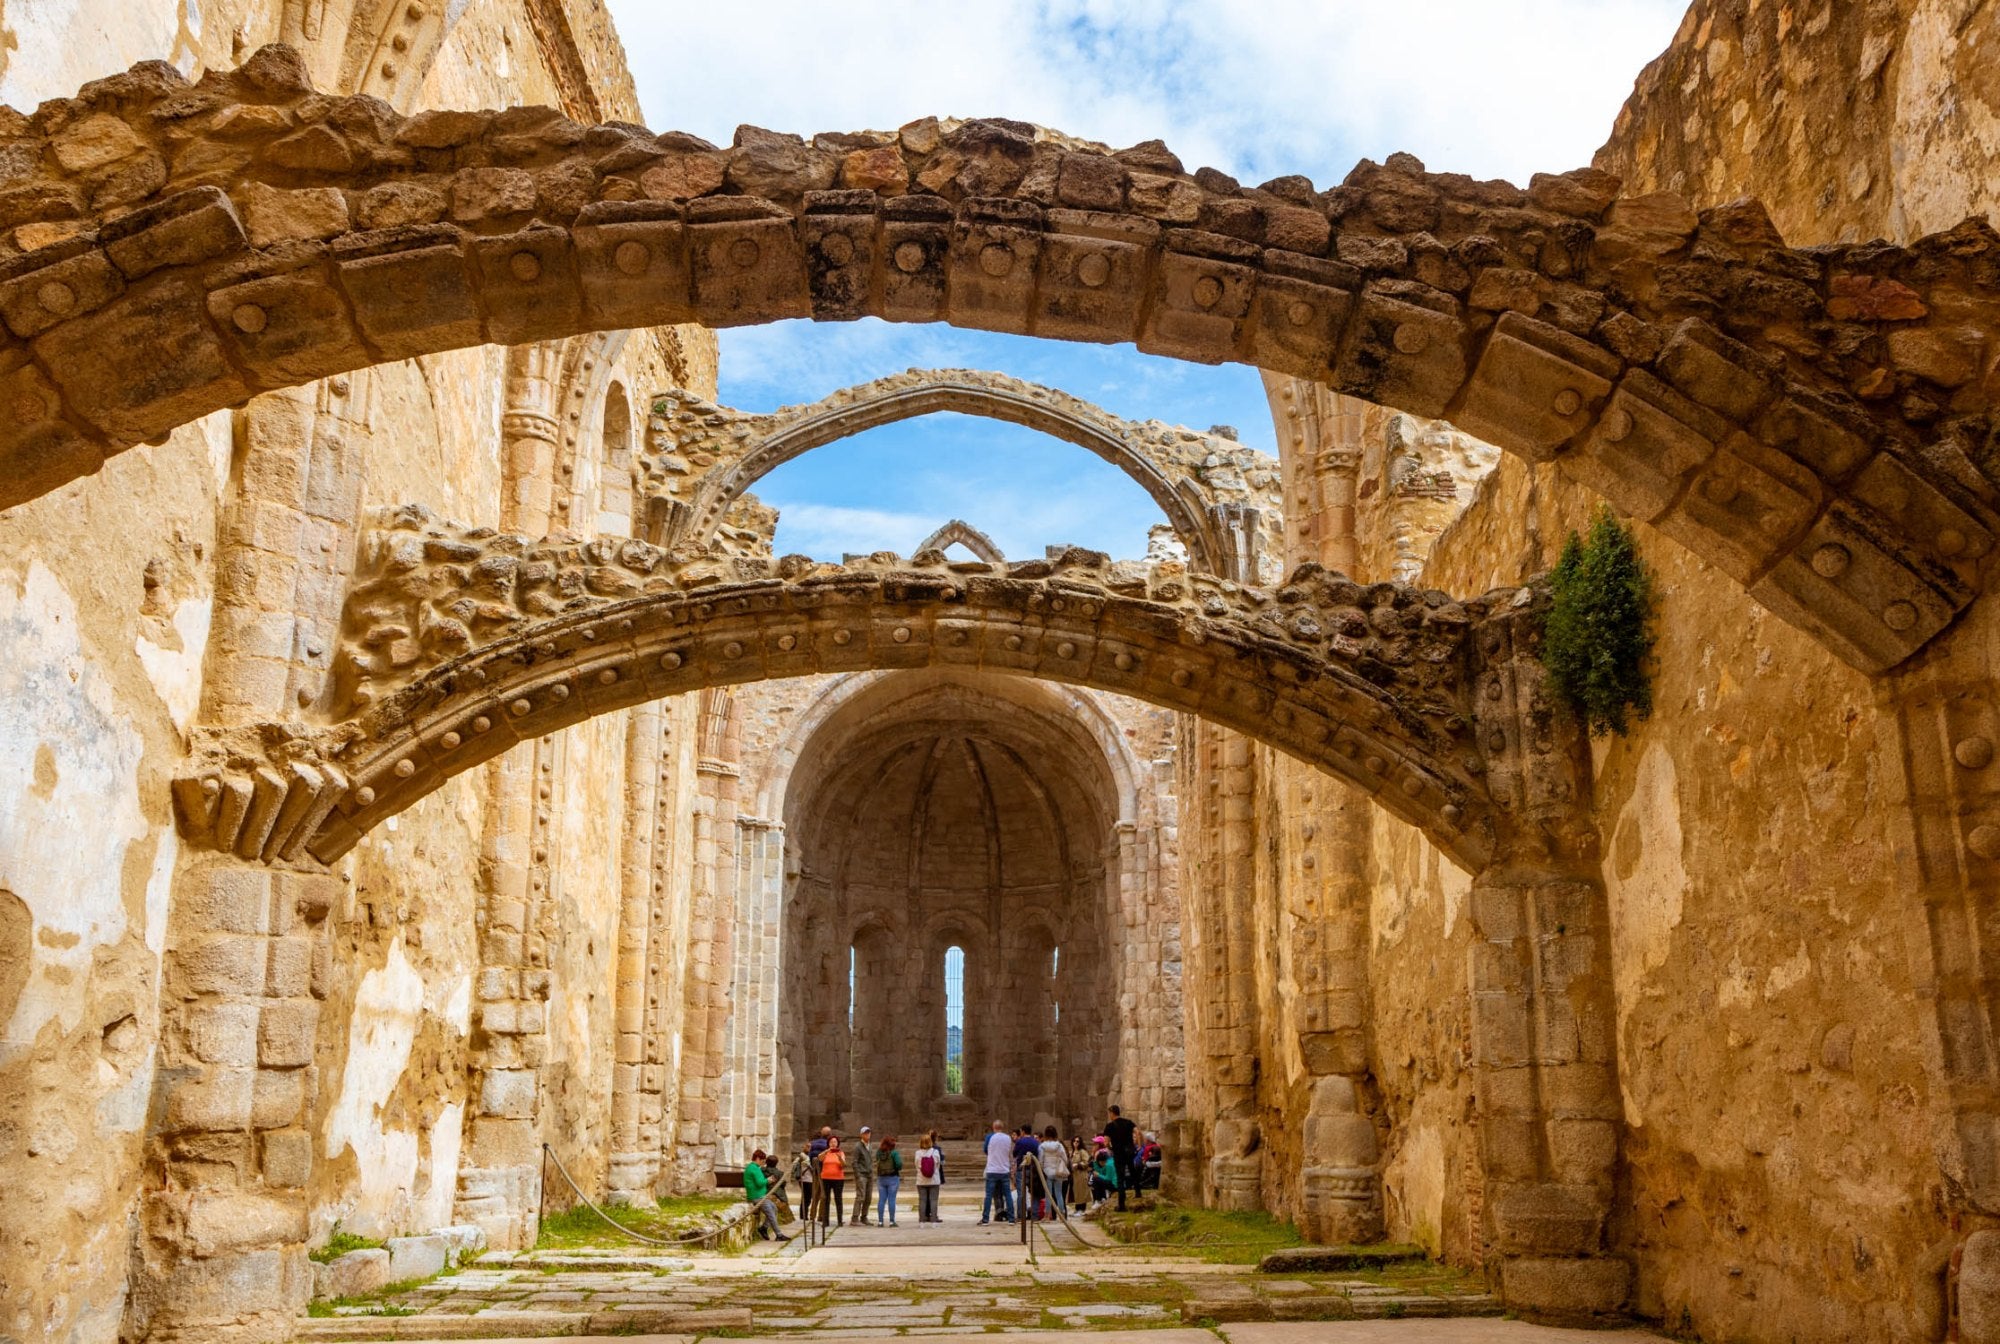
1052,945,1061,1027
944,945,965,1095
597,382,634,536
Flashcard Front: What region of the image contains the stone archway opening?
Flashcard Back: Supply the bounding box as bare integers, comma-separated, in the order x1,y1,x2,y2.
774,670,1134,1143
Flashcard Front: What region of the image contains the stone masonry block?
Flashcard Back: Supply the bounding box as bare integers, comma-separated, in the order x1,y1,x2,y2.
262,1128,314,1188
385,1234,448,1282
177,935,270,996
259,999,318,1068
251,1065,306,1128
164,1066,255,1133
481,1068,538,1119
313,1248,390,1302
1498,1256,1631,1318
266,936,312,997
188,1000,261,1066
1963,1230,2000,1344
197,867,273,935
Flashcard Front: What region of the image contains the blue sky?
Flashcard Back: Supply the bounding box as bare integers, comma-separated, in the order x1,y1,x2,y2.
606,0,1690,560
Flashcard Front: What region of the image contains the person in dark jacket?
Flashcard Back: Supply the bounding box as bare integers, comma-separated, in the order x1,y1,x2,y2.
1104,1105,1138,1210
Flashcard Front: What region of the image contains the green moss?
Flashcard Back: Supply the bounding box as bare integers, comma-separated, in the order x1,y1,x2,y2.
307,1223,385,1264
1098,1204,1310,1264
533,1193,739,1250
1541,506,1657,737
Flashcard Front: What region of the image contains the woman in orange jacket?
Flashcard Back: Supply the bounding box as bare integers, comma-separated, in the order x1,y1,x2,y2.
817,1134,848,1227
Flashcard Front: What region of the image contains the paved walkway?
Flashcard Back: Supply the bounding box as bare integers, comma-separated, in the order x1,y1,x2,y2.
300,1181,1665,1342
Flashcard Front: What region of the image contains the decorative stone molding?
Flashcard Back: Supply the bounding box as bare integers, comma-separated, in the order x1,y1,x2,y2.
1,48,1996,668
173,504,1506,870
647,369,1282,580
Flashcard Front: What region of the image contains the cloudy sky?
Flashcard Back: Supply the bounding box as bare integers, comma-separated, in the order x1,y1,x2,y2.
606,0,1689,561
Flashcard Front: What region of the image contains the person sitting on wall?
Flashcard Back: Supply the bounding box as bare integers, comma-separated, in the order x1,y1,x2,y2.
744,1149,791,1241
1139,1132,1163,1192
1089,1140,1118,1206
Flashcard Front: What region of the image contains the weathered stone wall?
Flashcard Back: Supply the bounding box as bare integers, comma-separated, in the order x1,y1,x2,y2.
0,2,717,1339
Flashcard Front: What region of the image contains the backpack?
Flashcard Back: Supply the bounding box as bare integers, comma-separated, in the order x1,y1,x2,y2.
920,1152,937,1178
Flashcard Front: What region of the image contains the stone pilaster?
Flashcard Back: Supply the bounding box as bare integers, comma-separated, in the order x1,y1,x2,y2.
1465,600,1628,1319
127,859,338,1343
607,701,663,1204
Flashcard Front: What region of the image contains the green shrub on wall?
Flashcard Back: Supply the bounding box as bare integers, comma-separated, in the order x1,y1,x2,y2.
1541,507,1657,737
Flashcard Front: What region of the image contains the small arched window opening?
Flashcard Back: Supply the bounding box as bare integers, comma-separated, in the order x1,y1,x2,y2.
943,945,965,1095
1051,945,1061,1028
598,382,634,536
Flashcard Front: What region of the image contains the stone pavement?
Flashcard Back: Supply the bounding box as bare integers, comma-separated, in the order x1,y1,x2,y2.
299,1185,1664,1341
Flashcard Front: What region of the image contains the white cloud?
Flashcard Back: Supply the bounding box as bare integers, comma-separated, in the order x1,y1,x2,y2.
608,0,1688,188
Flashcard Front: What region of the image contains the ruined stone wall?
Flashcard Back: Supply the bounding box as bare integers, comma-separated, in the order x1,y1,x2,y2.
0,2,719,1338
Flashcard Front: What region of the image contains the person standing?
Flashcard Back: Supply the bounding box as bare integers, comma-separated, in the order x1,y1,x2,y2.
817,1134,848,1227
979,1119,1015,1224
1104,1105,1139,1210
1068,1137,1092,1212
743,1149,790,1242
875,1136,903,1226
1037,1126,1069,1220
789,1142,815,1219
852,1126,877,1225
914,1131,945,1224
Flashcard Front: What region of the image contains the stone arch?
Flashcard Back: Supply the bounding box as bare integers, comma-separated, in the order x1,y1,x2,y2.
4,51,1995,669
918,520,1005,565
173,508,1506,871
652,370,1262,577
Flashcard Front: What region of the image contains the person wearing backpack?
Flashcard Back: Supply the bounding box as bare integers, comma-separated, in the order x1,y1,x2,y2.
875,1135,904,1226
914,1131,945,1223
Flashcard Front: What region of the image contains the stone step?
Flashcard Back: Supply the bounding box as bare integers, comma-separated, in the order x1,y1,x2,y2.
294,1306,750,1340
1180,1290,1506,1323
1255,1243,1429,1273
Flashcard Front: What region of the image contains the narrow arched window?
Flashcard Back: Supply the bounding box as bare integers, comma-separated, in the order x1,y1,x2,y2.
1051,945,1061,1028
943,945,965,1095
598,382,634,536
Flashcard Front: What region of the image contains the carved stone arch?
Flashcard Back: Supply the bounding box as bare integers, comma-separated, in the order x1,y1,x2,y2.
174,511,1502,871
653,371,1261,578
918,520,1006,565
11,49,1998,670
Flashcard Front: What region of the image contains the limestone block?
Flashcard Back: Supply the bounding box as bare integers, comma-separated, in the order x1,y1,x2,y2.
1498,1255,1630,1318
262,1128,313,1188
258,999,318,1068
385,1234,448,1282
188,1000,261,1066
481,1068,538,1119
177,934,269,996
313,1248,390,1301
185,1190,308,1257
437,1224,488,1265
1965,1232,2000,1344
237,183,349,246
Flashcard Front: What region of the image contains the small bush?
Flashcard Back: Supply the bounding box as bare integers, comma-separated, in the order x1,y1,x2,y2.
1542,507,1657,737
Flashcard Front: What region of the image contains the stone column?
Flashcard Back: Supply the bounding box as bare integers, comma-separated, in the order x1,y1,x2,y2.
607,702,663,1204
670,689,740,1188
1178,718,1264,1212
499,344,563,537
452,345,567,1244
454,736,555,1248
127,859,339,1343
1464,600,1628,1318
1265,372,1384,1243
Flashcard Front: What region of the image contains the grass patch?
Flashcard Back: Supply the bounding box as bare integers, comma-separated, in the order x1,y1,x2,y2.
1098,1203,1310,1264
534,1193,740,1250
308,1223,385,1264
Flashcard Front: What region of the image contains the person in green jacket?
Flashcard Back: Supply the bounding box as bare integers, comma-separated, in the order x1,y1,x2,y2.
744,1149,789,1241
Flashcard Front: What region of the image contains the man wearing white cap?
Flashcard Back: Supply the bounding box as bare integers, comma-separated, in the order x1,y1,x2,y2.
852,1126,878,1225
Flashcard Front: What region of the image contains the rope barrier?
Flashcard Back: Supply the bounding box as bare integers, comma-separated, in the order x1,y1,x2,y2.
539,1142,732,1248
